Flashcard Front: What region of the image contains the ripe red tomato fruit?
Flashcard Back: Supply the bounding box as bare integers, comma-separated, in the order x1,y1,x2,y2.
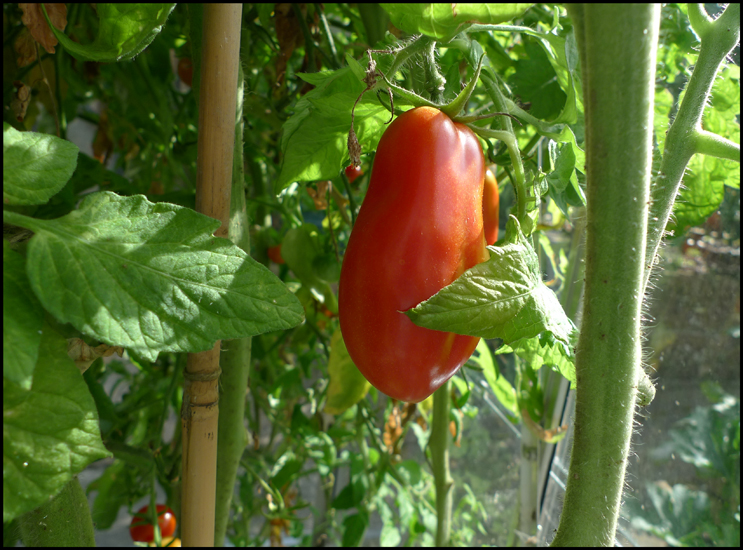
130,504,177,543
177,58,193,87
344,164,363,183
339,106,488,403
483,167,499,245
267,244,285,264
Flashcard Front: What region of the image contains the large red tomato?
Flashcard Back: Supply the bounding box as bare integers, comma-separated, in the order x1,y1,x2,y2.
339,106,488,403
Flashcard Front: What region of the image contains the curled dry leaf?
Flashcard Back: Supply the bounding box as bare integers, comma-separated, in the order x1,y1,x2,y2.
10,81,31,122
92,109,113,163
306,180,331,210
383,404,403,452
67,338,124,374
19,3,68,55
14,29,38,67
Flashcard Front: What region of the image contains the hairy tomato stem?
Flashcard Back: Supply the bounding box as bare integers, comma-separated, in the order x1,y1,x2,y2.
551,5,660,546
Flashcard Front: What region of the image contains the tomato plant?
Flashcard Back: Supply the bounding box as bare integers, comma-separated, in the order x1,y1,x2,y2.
129,505,177,543
483,167,499,245
339,106,489,403
4,4,738,548
344,164,363,183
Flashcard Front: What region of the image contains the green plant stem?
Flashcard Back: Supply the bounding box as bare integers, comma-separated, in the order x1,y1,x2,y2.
214,337,251,546
385,35,432,80
518,412,538,537
314,3,339,68
215,69,251,543
562,207,587,322
357,3,390,48
551,5,660,547
642,3,740,295
55,48,66,139
461,45,527,222
422,38,446,103
430,380,453,546
18,476,95,547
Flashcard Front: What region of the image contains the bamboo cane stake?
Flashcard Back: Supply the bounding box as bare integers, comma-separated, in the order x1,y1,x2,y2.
181,4,242,546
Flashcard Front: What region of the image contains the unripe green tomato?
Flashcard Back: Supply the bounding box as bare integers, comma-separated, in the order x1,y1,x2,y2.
339,106,488,403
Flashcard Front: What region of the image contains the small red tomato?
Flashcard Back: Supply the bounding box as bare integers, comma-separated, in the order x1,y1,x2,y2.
267,244,285,264
483,168,499,245
177,58,193,87
130,504,177,543
344,165,363,183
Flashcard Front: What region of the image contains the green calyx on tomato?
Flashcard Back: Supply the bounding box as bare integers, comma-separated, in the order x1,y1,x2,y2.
339,106,489,403
129,504,177,543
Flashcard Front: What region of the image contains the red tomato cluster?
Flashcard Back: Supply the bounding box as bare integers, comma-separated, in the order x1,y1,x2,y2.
339,106,492,403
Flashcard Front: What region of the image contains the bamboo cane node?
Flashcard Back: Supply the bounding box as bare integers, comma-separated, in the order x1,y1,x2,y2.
180,392,219,420
183,367,222,382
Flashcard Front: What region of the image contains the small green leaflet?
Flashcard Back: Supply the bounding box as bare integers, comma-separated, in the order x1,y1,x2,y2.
405,216,577,384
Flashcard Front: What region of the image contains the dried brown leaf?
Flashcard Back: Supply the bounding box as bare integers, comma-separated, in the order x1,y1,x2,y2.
19,3,68,55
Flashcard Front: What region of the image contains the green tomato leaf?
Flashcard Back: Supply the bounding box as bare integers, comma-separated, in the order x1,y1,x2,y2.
405,216,577,382
7,192,303,362
276,57,404,192
324,330,370,415
383,4,533,42
270,454,304,490
282,224,339,313
282,225,323,287
3,122,79,206
342,512,370,547
470,339,519,420
43,4,175,62
3,325,111,523
3,242,45,389
303,433,338,477
345,52,366,82
498,332,577,388
667,64,740,231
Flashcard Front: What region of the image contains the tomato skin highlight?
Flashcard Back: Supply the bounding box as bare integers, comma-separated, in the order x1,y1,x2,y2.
483,168,499,245
344,164,363,183
339,106,488,403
